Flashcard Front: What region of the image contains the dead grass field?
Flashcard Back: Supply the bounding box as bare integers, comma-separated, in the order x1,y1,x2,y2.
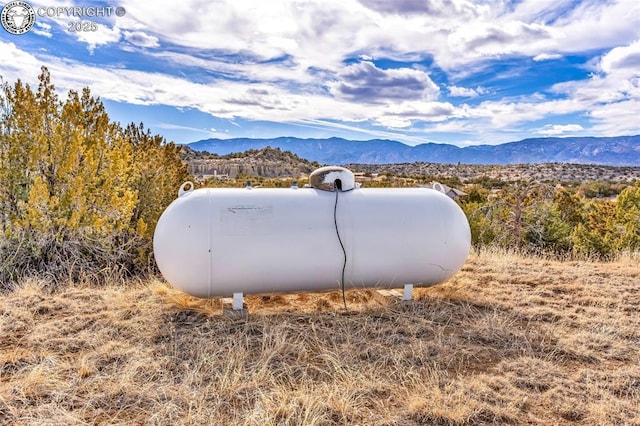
1,250,639,425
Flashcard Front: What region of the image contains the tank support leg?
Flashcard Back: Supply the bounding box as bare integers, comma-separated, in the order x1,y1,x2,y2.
233,292,244,311
403,284,413,301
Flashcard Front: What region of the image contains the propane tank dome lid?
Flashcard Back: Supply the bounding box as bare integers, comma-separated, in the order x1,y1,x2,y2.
309,166,355,192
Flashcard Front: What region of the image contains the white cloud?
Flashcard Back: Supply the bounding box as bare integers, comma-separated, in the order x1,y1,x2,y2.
290,118,430,144
155,123,232,138
327,61,440,102
546,40,640,135
357,0,482,21
427,119,481,134
145,50,314,85
589,100,640,136
384,101,460,122
0,42,42,76
374,115,412,128
0,42,378,126
445,21,562,64
464,97,586,128
117,0,372,68
156,123,212,133
537,124,585,135
108,0,640,77
123,31,160,48
533,53,562,61
75,24,121,53
509,0,579,23
599,39,640,74
548,0,640,53
32,21,52,38
448,85,488,97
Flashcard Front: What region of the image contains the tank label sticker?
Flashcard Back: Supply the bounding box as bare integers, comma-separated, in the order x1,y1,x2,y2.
220,204,274,235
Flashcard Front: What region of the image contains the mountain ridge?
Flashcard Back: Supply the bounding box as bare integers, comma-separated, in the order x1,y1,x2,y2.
186,135,640,166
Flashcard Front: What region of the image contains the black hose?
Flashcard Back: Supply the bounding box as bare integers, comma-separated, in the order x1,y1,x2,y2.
333,185,348,312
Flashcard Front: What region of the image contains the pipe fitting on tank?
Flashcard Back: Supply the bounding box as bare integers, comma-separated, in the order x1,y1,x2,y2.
309,166,355,192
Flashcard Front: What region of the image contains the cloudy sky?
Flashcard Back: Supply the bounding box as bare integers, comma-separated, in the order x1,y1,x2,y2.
1,0,639,146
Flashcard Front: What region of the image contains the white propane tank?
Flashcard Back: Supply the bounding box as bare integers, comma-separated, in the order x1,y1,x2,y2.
153,167,471,298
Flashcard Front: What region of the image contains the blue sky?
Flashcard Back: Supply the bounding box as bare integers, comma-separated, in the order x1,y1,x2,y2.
1,0,639,146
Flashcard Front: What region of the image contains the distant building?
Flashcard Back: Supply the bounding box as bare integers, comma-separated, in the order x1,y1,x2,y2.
194,170,230,184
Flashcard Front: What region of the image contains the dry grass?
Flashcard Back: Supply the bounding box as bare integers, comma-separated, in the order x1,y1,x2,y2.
1,251,639,425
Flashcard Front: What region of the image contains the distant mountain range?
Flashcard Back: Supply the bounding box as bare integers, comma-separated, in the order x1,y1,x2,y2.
186,135,640,166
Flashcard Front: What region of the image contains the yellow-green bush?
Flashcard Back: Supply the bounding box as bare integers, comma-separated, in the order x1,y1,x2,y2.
0,67,188,286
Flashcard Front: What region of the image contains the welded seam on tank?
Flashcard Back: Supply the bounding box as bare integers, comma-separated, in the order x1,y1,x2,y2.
208,189,213,298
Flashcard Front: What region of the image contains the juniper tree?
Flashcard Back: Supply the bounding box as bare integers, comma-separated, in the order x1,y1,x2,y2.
0,67,189,284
